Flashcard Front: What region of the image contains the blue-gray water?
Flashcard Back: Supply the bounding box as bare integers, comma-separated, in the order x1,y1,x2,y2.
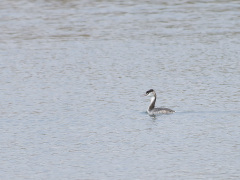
1,0,240,179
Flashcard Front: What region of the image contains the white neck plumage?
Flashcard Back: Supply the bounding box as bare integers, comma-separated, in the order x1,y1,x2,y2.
148,95,156,111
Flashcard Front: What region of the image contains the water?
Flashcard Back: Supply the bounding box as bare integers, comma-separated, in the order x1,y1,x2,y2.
1,0,240,179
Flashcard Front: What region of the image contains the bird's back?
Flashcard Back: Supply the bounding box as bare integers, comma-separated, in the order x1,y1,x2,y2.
148,107,175,115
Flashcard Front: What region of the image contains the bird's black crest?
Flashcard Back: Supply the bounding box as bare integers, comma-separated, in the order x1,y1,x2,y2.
146,89,154,94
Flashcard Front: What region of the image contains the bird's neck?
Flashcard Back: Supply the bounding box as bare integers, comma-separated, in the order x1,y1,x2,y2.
148,95,156,111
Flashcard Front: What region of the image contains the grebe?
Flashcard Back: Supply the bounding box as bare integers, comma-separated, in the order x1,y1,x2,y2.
144,89,175,115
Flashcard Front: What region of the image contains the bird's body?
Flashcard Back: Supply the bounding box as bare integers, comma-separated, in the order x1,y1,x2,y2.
145,89,175,115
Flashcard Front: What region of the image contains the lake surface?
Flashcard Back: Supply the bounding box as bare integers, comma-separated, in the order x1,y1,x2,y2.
0,0,240,179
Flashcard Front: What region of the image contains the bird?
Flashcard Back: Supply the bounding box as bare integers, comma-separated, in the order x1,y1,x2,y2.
144,89,175,115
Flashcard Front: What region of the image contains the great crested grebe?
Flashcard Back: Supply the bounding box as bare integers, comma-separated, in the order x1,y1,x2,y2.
144,89,175,115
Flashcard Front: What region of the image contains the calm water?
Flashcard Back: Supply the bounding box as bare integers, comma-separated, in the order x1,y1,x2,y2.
1,0,240,179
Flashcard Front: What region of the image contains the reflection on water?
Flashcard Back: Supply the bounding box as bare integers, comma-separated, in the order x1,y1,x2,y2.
0,0,240,179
